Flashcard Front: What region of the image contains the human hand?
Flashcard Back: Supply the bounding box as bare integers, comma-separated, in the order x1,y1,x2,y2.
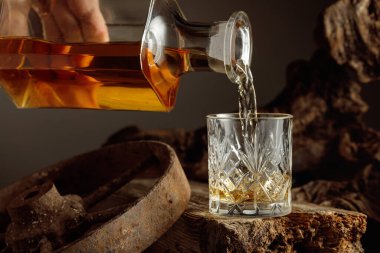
0,0,109,43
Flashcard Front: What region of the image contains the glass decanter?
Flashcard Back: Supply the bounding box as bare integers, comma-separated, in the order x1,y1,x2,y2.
0,0,252,111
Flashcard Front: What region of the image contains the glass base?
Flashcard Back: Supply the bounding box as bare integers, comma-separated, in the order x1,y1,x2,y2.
209,199,291,217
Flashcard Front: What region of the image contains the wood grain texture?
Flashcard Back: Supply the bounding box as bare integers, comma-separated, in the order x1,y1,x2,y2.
0,142,191,253
323,0,380,83
146,182,366,253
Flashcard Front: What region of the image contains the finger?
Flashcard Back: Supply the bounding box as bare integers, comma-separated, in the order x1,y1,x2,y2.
31,2,74,69
50,0,83,42
41,14,63,42
0,0,31,36
0,0,31,70
31,0,63,42
66,0,109,42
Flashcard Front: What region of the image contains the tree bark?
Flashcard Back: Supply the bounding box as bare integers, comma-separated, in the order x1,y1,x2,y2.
146,181,366,253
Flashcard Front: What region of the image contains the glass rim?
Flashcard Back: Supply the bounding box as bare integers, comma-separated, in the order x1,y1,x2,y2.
206,113,293,120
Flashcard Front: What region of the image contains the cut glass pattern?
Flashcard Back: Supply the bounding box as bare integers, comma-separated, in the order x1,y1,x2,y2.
208,115,292,217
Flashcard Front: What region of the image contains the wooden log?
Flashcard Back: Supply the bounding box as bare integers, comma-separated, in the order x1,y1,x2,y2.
120,181,365,253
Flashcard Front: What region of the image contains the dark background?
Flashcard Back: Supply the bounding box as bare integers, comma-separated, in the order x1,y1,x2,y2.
1,0,379,187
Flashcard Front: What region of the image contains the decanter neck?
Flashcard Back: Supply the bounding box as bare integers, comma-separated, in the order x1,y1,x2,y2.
177,11,252,79
142,0,252,81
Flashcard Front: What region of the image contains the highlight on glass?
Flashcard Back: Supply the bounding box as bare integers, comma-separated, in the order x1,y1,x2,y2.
207,113,293,217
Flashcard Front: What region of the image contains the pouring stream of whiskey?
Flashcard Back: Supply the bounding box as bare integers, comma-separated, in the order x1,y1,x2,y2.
236,60,257,143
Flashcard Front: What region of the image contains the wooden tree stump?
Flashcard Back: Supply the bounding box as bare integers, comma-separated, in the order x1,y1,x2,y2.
103,180,366,253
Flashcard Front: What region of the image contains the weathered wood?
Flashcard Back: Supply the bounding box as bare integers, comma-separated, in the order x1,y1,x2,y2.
87,179,366,252
8,176,362,252
293,165,380,223
0,142,190,253
323,0,380,83
292,164,380,252
145,181,366,253
105,126,209,182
